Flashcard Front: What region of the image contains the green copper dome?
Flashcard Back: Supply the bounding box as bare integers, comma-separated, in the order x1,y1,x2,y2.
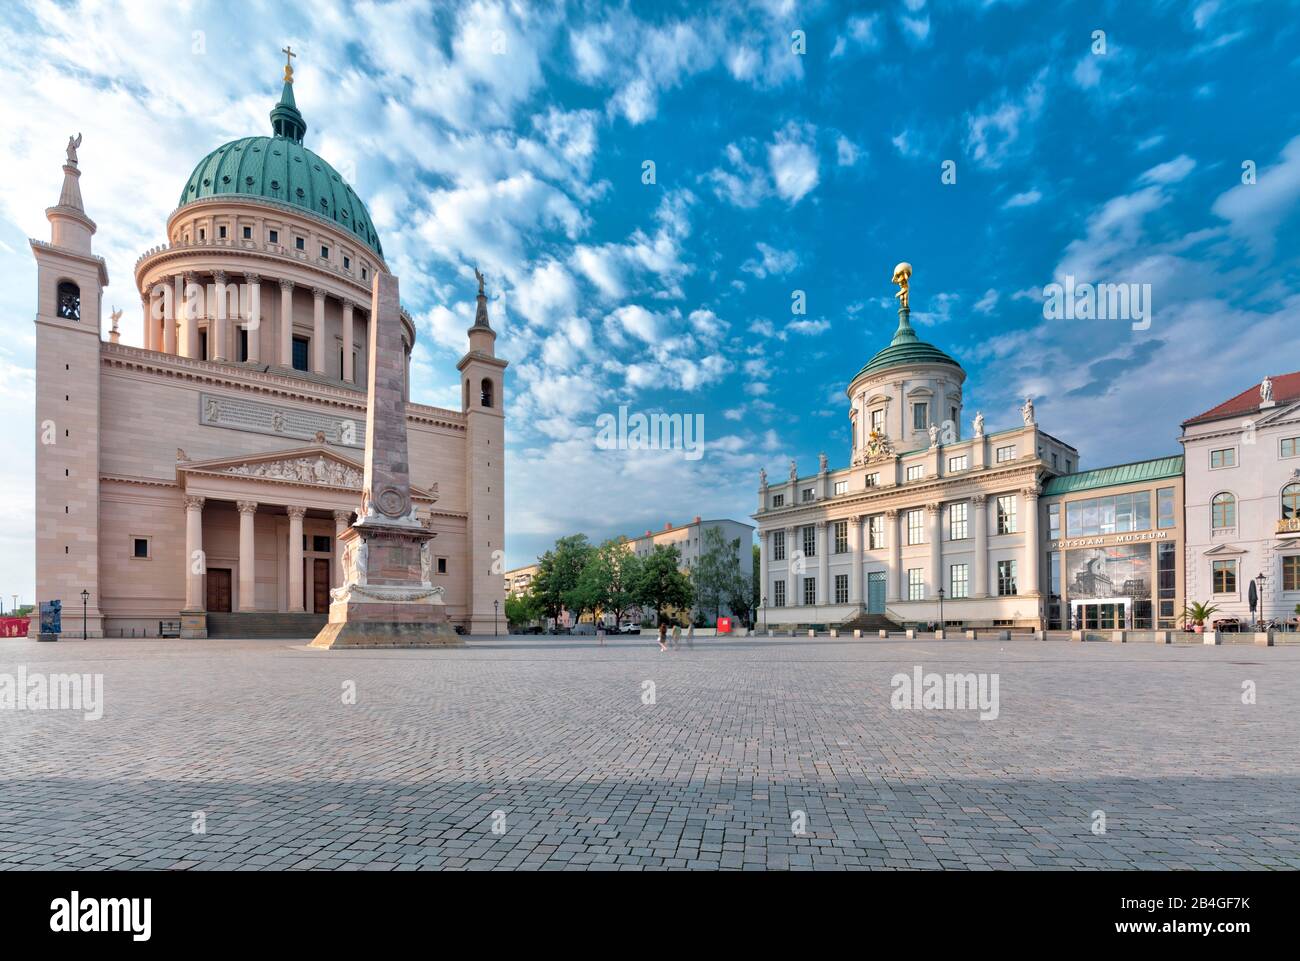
856,309,961,378
177,79,384,257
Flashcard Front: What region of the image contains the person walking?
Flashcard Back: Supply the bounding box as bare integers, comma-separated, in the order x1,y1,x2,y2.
597,621,606,646
687,623,695,649
657,622,668,652
671,622,681,650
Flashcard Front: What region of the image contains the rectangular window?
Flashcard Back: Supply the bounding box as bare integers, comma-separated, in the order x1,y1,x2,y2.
1158,542,1177,624
268,229,279,244
996,445,1016,463
295,236,306,251
320,245,330,259
343,255,351,270
773,580,786,607
949,563,969,599
948,454,968,472
949,502,968,540
218,225,227,239
833,520,848,554
834,574,849,604
870,409,884,432
1210,448,1236,469
198,228,205,240
132,537,149,559
907,509,924,545
801,487,815,502
242,225,252,240
906,465,924,481
1157,487,1175,529
865,473,880,488
833,480,848,496
437,557,447,574
803,577,816,606
239,328,249,363
292,336,310,372
913,403,927,430
312,535,332,553
1064,492,1153,536
1282,437,1300,458
868,514,884,550
773,531,785,561
1048,502,1060,540
1212,559,1237,594
1283,555,1300,592
803,526,816,558
907,568,924,601
997,559,1018,596
771,493,784,508
996,495,1017,534
362,266,368,280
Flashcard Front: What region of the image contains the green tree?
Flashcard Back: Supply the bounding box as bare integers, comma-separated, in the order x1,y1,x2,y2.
634,544,694,624
504,590,544,630
691,526,746,623
531,534,594,623
573,537,642,628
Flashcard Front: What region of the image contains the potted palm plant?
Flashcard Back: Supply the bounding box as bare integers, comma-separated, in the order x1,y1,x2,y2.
1181,601,1219,634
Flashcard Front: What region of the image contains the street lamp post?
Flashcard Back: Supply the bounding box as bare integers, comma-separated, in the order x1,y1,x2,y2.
937,587,945,635
761,595,768,633
1256,573,1267,629
494,599,499,637
80,589,89,640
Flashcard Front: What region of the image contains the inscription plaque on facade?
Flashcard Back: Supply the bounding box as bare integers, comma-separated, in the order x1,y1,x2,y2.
199,392,366,449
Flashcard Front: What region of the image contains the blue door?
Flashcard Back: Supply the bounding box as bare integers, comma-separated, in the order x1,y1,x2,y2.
867,571,886,613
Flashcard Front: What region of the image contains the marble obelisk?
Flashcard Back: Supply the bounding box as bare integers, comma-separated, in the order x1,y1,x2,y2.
311,272,461,648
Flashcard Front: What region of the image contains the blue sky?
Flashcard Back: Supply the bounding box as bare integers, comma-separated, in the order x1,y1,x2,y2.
2,0,1299,597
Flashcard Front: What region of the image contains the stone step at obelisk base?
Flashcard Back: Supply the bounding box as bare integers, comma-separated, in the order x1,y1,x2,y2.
311,272,462,649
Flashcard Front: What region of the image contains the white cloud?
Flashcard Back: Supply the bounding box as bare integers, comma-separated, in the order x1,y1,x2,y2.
973,289,999,314
1003,189,1042,209
1139,155,1196,186
836,135,862,166
1212,135,1300,258
741,242,800,278
768,122,820,204
964,69,1047,170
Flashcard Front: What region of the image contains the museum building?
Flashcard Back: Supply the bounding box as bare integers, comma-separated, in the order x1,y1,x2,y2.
33,57,506,637
754,266,1077,631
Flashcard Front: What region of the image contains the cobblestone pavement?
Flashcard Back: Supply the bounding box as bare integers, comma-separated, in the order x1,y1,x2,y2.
1,635,1297,870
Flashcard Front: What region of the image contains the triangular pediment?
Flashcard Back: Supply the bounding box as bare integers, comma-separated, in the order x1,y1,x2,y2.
1203,543,1247,556
177,444,438,501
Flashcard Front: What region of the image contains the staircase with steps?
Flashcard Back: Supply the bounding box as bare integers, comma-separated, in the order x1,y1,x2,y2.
837,610,903,633
206,612,327,639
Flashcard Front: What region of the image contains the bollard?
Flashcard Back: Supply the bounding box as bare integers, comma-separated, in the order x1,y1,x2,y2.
1111,630,1126,644
853,629,861,638
829,628,839,638
1070,630,1083,643
934,629,946,640
905,628,916,640
1253,631,1273,647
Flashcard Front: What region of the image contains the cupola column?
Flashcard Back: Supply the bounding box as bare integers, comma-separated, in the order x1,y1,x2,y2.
182,272,200,359
312,287,326,374
244,273,261,363
212,270,228,362
342,300,355,383
278,279,294,367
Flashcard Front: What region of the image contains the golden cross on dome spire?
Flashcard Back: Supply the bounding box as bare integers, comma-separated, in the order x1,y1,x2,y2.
282,44,296,83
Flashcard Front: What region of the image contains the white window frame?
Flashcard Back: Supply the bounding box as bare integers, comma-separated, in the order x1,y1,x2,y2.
868,514,884,550
833,480,848,496
948,454,969,473
949,502,969,540
906,509,924,545
907,568,924,601
906,464,925,482
949,563,969,599
996,494,1018,535
996,445,1016,463
1209,447,1237,470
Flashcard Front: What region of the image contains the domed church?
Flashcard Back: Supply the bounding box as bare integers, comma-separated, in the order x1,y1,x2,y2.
754,264,1079,631
33,52,506,637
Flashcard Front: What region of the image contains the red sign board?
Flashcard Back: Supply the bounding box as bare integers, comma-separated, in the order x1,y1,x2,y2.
716,617,732,634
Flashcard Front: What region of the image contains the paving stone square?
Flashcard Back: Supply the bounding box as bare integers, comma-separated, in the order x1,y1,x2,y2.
1,635,1297,870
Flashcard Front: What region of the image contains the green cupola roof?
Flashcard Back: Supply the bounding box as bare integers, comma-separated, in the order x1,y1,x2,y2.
856,308,961,378
176,55,384,258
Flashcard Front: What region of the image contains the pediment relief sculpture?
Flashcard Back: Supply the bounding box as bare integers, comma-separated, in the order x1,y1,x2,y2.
224,455,364,488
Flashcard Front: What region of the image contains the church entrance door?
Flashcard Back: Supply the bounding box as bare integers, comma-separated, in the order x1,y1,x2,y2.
206,569,232,612
312,558,330,614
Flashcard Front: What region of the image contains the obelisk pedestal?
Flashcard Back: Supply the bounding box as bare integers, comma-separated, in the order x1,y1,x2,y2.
310,272,462,649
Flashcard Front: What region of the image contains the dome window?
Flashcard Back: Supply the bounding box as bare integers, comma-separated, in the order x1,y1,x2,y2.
295,187,305,198
245,176,254,187
272,149,281,156
313,163,321,171
221,175,230,184
202,178,211,187
252,145,261,153
320,198,328,209
270,179,280,190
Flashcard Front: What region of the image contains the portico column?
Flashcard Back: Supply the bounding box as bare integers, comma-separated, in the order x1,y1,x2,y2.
182,272,200,359
212,271,228,361
815,521,828,605
886,509,901,602
287,505,306,612
184,495,205,610
786,526,800,606
1022,487,1041,596
334,509,352,589
927,502,943,600
244,273,261,363
848,515,862,605
342,300,355,383
278,279,294,367
972,494,989,597
312,287,327,374
759,529,770,613
237,501,258,611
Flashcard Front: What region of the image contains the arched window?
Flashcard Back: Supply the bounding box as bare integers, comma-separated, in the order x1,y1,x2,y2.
57,281,80,320
1283,483,1300,519
1212,492,1236,529
463,379,470,410
480,377,494,408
